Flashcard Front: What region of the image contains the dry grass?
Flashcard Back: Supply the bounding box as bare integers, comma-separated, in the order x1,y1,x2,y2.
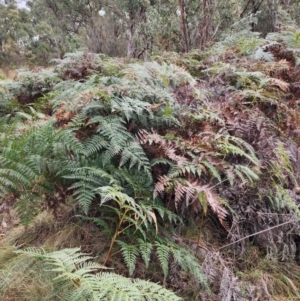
0,255,54,301
236,248,300,301
1,208,300,301
0,68,17,80
0,207,114,301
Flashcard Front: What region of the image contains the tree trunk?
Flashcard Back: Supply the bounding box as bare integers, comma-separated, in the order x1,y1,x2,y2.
178,0,189,53
126,23,136,58
200,0,208,49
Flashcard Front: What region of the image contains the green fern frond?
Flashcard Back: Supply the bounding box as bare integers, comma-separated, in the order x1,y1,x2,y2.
167,164,203,179
66,166,116,214
16,247,182,301
134,278,182,300
189,109,225,125
91,116,131,144
15,194,43,226
111,96,154,124
152,201,182,224
96,272,182,301
97,186,157,231
83,134,110,156
202,161,222,182
271,142,297,186
224,167,235,186
0,155,36,186
15,246,47,257
111,167,153,198
215,133,259,165
97,185,136,206
70,182,97,214
116,241,139,276
234,165,260,183
155,242,170,279
150,62,197,88
117,237,207,286
250,47,274,62
270,184,300,218
119,141,151,173
170,244,207,286
150,158,174,167
137,239,153,269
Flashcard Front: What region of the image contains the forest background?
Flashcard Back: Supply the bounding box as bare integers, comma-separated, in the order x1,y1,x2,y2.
0,0,299,68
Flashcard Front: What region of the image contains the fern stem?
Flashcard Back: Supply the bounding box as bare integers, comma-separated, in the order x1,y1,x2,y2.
196,212,205,256
103,231,119,265
103,209,129,265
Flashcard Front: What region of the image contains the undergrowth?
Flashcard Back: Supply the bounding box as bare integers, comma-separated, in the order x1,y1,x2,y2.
1,20,300,300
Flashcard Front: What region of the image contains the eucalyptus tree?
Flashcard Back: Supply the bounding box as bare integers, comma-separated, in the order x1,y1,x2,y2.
29,0,130,57
103,0,151,58
3,0,300,65
28,0,88,60
0,1,33,67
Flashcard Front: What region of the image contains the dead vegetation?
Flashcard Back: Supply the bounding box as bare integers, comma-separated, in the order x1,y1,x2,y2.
1,34,300,300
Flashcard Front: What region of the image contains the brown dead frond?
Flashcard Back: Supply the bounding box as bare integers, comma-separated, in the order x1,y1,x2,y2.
54,102,75,127
190,182,231,231
268,78,290,92
154,175,230,231
138,129,187,166
277,59,292,69
147,103,164,110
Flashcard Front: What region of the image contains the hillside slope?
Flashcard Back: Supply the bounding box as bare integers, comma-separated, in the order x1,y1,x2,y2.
1,30,300,300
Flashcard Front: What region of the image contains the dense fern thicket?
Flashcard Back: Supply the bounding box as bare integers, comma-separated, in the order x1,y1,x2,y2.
2,25,300,300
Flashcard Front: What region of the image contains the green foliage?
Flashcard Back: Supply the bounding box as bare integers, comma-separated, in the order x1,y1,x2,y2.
0,117,82,224
219,14,264,54
16,247,182,301
117,241,139,276
270,183,300,218
116,237,206,285
266,8,300,51
1,0,300,67
250,47,275,62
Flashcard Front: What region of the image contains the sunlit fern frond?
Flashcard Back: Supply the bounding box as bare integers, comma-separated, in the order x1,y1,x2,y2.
16,247,182,301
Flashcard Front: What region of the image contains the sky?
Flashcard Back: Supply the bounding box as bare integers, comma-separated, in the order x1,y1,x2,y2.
0,0,29,9
17,0,29,9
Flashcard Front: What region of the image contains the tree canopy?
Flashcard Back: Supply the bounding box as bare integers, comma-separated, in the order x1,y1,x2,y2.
1,0,300,67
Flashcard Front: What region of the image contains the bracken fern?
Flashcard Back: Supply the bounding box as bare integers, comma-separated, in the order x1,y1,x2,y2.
16,247,182,301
